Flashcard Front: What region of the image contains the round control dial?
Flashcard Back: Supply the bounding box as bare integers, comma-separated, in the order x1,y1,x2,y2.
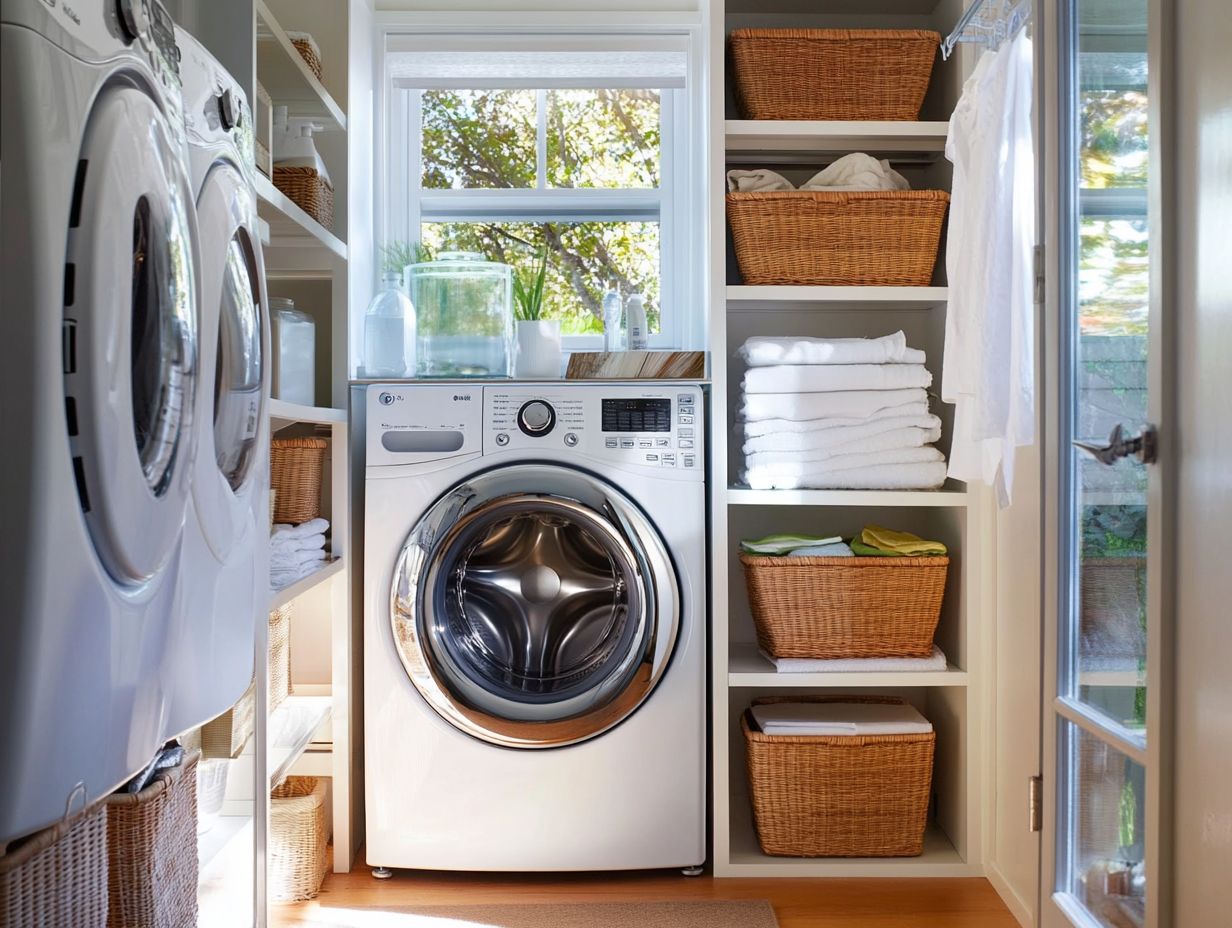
517,400,556,437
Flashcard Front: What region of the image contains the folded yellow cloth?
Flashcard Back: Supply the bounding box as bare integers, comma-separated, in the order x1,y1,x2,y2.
859,524,947,557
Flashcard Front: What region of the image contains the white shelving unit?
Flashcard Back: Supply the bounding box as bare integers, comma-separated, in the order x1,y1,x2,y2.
708,0,986,880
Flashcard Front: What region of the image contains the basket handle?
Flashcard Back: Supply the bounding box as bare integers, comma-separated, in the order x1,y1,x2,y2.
62,781,87,822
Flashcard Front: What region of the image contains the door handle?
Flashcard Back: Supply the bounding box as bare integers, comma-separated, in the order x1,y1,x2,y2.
1073,424,1158,466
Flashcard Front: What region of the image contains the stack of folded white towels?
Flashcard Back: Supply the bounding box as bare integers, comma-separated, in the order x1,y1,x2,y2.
738,331,948,490
270,517,330,589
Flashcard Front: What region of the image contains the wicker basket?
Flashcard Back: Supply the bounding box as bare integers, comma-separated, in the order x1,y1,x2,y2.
200,680,255,759
269,604,292,712
270,437,327,525
287,31,323,80
0,802,109,928
740,553,948,659
269,777,329,902
274,165,334,230
727,190,950,287
105,752,199,928
743,696,935,857
730,29,940,121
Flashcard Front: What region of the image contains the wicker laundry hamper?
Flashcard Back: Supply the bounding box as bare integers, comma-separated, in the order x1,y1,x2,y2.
0,801,109,928
270,437,328,525
743,696,935,857
730,29,940,121
105,752,199,928
740,552,948,659
269,777,329,902
269,603,293,712
274,165,334,230
286,31,323,80
727,189,950,287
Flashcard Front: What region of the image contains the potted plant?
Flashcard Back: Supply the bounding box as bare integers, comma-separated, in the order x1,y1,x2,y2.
512,249,560,379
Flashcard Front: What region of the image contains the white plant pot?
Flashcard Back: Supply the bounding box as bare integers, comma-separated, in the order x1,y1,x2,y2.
514,319,562,379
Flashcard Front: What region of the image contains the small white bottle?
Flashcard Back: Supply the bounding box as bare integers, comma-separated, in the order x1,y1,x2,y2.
601,282,623,352
625,291,648,350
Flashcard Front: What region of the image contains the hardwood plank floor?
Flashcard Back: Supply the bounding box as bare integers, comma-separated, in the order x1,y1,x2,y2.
272,853,1022,928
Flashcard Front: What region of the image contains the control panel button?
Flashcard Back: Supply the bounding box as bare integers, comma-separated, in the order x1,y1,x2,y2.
679,439,694,449
605,438,618,449
645,453,659,463
662,453,677,466
620,438,635,449
655,438,670,447
679,428,694,438
495,432,510,446
517,399,556,436
683,455,696,468
563,432,579,447
678,415,694,425
677,394,694,405
638,439,652,449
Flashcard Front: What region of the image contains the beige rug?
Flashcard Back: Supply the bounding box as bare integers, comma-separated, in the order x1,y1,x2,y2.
292,900,778,927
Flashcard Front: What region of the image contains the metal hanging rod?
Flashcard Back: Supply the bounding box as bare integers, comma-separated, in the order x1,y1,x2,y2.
942,0,1032,60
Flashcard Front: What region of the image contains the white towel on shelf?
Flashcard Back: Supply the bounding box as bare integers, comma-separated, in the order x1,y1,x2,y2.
740,388,929,424
738,332,925,368
271,546,329,569
743,415,942,454
270,554,329,590
271,532,326,553
785,541,854,558
726,168,795,192
799,153,912,192
743,363,933,395
271,517,330,541
751,700,933,737
759,645,948,673
743,460,949,491
745,434,943,473
742,401,933,437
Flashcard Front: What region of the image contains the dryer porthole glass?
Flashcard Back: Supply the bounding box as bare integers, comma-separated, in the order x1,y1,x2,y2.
213,230,263,490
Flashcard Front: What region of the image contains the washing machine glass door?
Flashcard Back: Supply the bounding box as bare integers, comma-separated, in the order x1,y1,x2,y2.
391,464,680,748
64,84,198,586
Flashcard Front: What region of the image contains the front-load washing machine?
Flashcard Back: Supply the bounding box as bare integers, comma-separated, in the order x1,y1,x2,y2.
362,382,706,872
0,0,200,842
163,26,271,741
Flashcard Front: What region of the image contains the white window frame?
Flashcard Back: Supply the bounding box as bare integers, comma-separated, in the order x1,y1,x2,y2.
379,29,699,352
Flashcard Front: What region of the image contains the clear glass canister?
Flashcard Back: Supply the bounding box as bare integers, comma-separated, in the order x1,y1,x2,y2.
363,272,416,378
269,297,315,406
404,251,512,378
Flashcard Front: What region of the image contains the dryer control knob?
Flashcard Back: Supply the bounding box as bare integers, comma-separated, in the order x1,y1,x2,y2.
219,89,241,132
517,400,556,436
116,0,149,43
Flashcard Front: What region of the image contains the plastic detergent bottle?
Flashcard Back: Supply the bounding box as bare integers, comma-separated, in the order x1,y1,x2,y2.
625,291,648,350
363,272,416,377
602,282,623,351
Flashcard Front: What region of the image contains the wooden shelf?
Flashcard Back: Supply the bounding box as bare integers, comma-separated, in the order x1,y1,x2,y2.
270,557,344,609
727,481,969,508
255,173,346,262
269,397,347,430
727,285,948,308
726,0,947,13
723,802,974,877
255,0,346,131
267,695,332,788
728,642,968,688
725,120,949,161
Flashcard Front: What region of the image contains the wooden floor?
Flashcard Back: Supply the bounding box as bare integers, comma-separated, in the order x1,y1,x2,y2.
272,853,1022,928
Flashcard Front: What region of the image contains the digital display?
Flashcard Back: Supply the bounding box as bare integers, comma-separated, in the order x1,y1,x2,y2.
602,398,671,432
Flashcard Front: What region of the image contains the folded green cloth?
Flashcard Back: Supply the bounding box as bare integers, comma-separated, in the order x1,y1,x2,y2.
858,524,947,557
741,533,842,555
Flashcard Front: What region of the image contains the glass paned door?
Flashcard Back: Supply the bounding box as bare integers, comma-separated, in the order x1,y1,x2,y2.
1046,0,1165,925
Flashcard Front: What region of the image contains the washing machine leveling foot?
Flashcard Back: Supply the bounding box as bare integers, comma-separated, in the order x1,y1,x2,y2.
372,866,393,880
681,865,704,877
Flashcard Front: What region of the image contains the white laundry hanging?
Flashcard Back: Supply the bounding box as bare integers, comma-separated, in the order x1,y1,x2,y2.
941,29,1035,508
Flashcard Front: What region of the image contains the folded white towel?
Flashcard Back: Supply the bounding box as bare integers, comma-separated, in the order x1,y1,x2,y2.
726,168,794,192
744,460,949,490
759,645,948,673
742,401,932,437
271,546,329,569
272,518,330,540
271,532,326,553
743,364,933,395
751,700,933,736
740,389,929,424
270,555,330,590
786,541,854,557
746,435,943,474
744,415,942,454
738,331,925,368
799,153,912,192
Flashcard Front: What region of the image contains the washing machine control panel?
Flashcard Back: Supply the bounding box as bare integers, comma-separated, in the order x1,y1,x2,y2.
486,385,703,473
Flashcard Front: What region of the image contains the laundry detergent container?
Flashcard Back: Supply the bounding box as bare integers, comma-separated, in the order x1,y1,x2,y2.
405,251,512,378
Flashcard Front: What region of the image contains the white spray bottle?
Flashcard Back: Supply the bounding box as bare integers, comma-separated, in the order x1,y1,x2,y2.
625,291,648,350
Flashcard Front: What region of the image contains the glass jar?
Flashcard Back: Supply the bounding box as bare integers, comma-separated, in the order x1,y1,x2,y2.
269,297,315,406
404,251,512,378
363,272,416,378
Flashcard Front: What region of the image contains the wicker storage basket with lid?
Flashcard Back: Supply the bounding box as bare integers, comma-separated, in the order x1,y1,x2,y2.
270,437,327,524
743,695,935,857
740,552,948,659
730,29,941,121
727,189,950,287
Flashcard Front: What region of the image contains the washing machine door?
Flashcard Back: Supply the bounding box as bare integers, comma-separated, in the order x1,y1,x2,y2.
192,159,267,551
391,464,680,748
64,84,198,586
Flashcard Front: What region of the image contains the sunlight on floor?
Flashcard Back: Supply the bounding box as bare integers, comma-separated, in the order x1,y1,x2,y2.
306,909,499,928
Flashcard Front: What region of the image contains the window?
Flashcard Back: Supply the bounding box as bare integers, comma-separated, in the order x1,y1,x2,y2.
383,38,691,347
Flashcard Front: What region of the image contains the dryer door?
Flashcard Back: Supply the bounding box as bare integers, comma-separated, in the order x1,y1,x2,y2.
391,464,680,748
64,84,198,586
192,160,267,553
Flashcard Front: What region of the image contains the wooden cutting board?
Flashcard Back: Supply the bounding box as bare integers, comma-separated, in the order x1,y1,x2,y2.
565,350,706,380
